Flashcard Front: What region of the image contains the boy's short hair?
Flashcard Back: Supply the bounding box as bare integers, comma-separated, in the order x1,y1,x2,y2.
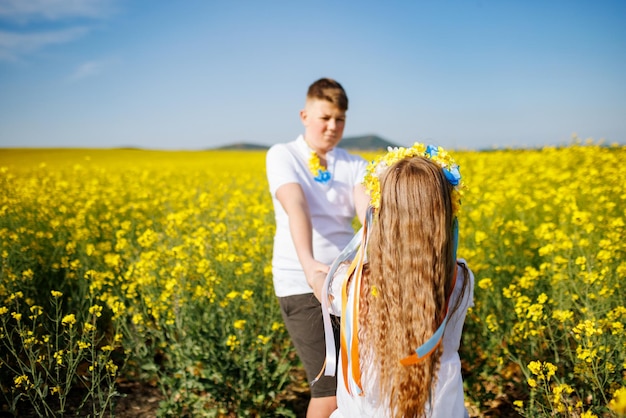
307,78,348,111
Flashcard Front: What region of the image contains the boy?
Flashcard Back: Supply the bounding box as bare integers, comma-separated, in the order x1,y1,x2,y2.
266,78,369,418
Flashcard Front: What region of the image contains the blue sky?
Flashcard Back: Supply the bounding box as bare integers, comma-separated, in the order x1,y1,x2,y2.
0,0,624,150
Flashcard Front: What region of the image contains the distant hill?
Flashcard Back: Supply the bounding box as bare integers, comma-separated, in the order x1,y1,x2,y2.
212,135,400,151
340,135,400,150
214,142,269,150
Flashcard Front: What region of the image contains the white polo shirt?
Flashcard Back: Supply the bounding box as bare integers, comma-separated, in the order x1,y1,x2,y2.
266,135,367,297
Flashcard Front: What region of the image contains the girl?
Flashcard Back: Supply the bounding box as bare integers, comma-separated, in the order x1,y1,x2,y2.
315,144,474,418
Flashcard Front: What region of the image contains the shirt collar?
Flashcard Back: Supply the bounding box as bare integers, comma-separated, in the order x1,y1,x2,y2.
296,134,336,160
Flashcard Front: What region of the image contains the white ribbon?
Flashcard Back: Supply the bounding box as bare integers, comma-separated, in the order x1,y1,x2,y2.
319,207,373,378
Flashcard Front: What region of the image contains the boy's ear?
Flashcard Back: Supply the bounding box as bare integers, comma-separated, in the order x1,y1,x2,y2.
299,108,308,125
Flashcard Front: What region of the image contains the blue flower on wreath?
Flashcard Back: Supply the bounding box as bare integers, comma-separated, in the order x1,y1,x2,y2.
443,165,461,186
314,170,332,184
426,144,439,157
426,144,461,186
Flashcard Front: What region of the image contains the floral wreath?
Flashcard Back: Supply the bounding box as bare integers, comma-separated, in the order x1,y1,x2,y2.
308,151,331,184
363,142,464,214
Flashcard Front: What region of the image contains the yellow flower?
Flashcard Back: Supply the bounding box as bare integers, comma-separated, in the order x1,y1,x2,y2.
257,334,271,344
573,319,602,338
13,374,31,388
106,360,118,376
233,320,246,330
609,387,626,414
9,291,23,301
526,360,557,382
610,321,624,335
526,302,545,323
477,278,493,290
528,360,542,376
11,312,22,321
89,305,103,317
371,285,379,298
29,305,43,316
226,335,239,351
502,284,518,299
552,383,574,402
54,350,64,365
544,362,557,380
474,230,487,245
538,243,555,256
131,314,144,325
51,290,63,298
576,347,597,363
78,341,91,350
61,314,76,327
0,307,8,315
485,314,499,332
104,253,121,268
552,309,574,323
137,228,158,248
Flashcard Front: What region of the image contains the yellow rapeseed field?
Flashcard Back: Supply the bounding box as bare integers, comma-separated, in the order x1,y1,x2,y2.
0,142,624,417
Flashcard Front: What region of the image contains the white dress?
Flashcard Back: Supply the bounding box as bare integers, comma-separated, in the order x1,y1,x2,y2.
328,260,475,418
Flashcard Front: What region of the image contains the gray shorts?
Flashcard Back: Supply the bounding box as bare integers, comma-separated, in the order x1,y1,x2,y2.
279,293,340,398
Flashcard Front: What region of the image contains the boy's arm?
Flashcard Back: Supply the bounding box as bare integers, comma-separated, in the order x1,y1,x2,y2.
275,183,329,294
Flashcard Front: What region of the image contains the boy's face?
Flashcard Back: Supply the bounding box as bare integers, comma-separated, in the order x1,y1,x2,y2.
300,99,346,155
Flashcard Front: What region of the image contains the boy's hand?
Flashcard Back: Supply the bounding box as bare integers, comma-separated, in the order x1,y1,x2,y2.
303,260,329,301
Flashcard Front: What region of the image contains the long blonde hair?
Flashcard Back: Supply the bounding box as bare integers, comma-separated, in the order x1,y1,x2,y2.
359,156,458,417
